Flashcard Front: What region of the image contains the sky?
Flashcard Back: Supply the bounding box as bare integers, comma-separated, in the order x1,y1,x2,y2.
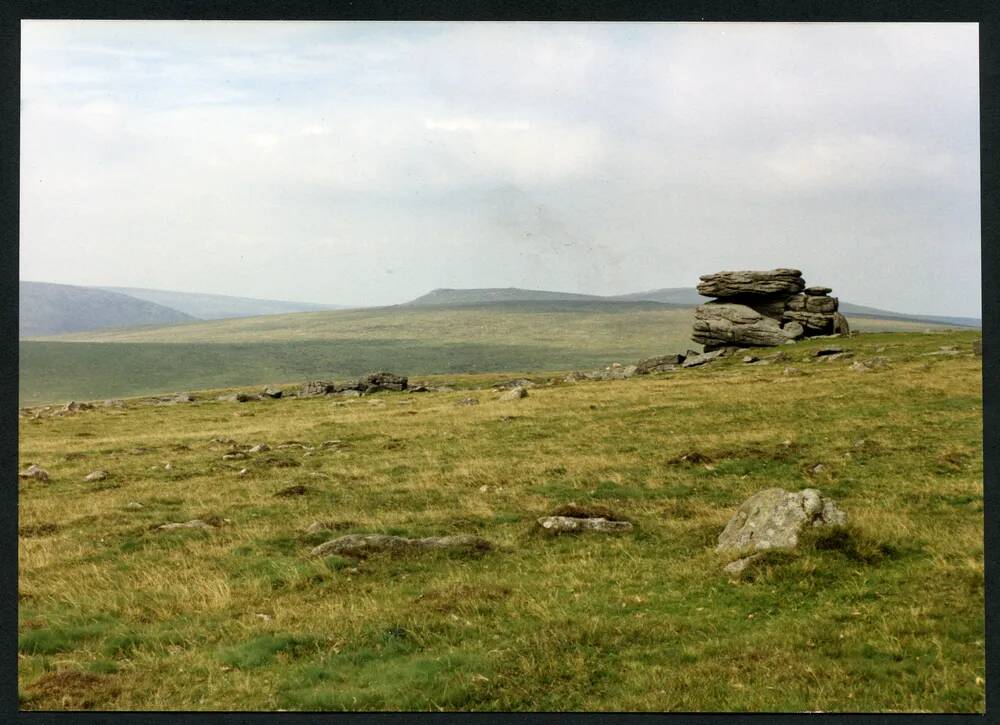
20,21,981,316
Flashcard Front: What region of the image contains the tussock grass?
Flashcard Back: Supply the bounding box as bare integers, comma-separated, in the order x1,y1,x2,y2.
17,330,983,711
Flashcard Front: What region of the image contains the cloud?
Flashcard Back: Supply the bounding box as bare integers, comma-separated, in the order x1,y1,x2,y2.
19,21,980,315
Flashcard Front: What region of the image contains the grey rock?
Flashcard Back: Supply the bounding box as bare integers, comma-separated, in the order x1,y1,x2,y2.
310,533,492,558
494,378,537,390
218,392,261,403
804,286,833,296
498,386,528,401
172,392,195,403
782,310,835,334
19,464,49,481
805,295,838,313
697,268,805,298
814,346,845,357
716,487,847,556
832,312,851,335
300,381,334,397
261,387,283,399
681,349,727,368
742,355,759,363
457,397,480,406
536,516,634,534
125,501,143,510
850,356,890,372
563,371,588,383
222,452,247,460
248,443,270,453
723,554,764,575
693,303,804,348
635,354,685,374
157,519,216,531
84,470,109,482
358,372,408,392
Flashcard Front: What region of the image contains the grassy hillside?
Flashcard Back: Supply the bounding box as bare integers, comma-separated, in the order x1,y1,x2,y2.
19,282,196,338
17,331,983,711
21,302,959,405
100,286,343,319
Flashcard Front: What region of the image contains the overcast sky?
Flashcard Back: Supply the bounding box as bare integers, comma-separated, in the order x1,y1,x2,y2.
21,21,980,316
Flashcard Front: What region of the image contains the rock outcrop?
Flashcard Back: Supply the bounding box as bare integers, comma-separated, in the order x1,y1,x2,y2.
692,269,848,349
716,488,847,557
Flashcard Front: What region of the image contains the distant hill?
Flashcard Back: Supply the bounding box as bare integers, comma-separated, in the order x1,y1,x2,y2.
99,286,344,319
405,287,980,329
407,287,606,306
19,281,197,338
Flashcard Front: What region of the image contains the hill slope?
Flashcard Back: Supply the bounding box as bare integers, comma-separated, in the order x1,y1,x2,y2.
21,300,963,405
100,286,344,319
405,287,980,328
19,281,197,338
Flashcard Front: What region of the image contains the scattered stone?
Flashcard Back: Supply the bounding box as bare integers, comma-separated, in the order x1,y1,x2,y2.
457,398,480,406
310,533,492,558
681,349,727,368
172,393,195,403
218,392,262,403
850,357,890,372
103,399,126,408
238,468,249,476
163,462,173,471
635,353,685,374
562,371,587,383
19,465,49,481
494,378,536,390
157,519,216,531
125,502,143,510
498,387,528,401
248,443,270,453
84,470,109,482
222,452,247,461
537,516,633,534
261,387,283,399
723,554,764,576
300,381,334,397
716,488,847,557
742,355,759,364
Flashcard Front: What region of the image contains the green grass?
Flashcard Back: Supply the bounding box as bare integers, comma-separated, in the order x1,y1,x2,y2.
21,301,957,405
17,330,983,711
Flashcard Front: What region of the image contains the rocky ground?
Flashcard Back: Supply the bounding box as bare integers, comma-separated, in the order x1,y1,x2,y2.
17,329,984,711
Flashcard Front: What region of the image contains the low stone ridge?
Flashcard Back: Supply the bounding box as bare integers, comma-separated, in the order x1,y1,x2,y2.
19,464,50,481
537,516,633,534
692,268,849,349
716,487,847,559
300,372,408,398
310,533,492,558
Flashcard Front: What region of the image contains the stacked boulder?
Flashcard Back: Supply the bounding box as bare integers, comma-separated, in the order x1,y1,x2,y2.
692,268,849,351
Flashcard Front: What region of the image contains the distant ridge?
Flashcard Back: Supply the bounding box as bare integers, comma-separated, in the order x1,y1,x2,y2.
100,286,344,320
404,286,980,328
20,281,197,337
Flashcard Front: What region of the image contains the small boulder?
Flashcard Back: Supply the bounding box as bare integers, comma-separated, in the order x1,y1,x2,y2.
310,533,492,558
19,465,49,481
742,355,759,364
850,357,890,372
681,349,726,368
157,519,216,531
457,397,480,406
358,372,408,392
498,387,528,401
84,470,109,482
261,387,283,399
248,443,270,453
125,501,143,510
537,516,633,534
716,488,847,557
635,354,685,374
